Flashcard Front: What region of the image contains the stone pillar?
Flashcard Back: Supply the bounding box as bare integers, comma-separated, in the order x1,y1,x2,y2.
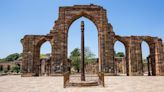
105,24,115,74
33,45,40,76
21,38,28,74
154,39,164,75
50,34,57,75
149,43,156,76
161,43,164,75
50,32,63,75
126,46,131,76
21,36,37,76
122,57,126,74
147,56,151,76
136,41,143,75
130,37,143,76
115,59,118,75
41,59,46,75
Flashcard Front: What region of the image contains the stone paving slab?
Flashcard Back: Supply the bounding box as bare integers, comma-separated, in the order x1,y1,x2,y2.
0,75,164,92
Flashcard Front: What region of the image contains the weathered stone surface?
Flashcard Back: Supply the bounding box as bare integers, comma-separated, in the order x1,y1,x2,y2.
21,4,164,76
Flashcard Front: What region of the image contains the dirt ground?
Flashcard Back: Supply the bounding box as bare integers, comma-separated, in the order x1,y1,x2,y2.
0,75,163,92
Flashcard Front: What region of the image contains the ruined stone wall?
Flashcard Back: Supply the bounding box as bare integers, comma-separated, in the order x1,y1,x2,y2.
162,43,164,75
50,4,110,73
112,36,164,76
0,61,21,73
21,35,53,76
21,4,164,76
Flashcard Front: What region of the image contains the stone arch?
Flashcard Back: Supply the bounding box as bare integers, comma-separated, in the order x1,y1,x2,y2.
140,41,151,76
140,37,156,75
21,5,164,76
50,5,109,72
66,12,99,33
36,37,52,48
36,38,52,76
68,17,99,74
66,16,99,58
66,17,99,73
114,36,130,75
114,35,129,47
52,5,107,33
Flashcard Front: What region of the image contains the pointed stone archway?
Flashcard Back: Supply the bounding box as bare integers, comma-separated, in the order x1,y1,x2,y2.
21,4,164,76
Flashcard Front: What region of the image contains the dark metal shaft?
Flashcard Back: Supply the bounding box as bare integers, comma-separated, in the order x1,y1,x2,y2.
147,57,151,76
81,21,85,81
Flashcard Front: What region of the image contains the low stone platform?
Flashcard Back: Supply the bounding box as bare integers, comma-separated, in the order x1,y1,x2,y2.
69,74,98,82
68,74,100,87
70,81,98,87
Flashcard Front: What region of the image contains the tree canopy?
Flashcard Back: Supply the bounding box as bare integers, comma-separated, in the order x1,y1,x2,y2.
40,54,47,59
69,47,96,72
84,47,96,64
70,48,81,72
11,64,20,73
5,53,20,61
0,53,20,62
115,52,125,57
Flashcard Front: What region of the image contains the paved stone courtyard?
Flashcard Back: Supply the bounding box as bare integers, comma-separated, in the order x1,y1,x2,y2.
0,75,164,92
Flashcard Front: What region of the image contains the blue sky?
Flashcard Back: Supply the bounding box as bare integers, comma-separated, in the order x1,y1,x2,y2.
0,0,164,59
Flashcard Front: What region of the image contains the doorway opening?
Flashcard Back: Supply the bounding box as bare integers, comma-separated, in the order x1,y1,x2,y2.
39,41,51,76
141,41,151,76
66,16,102,86
114,41,127,76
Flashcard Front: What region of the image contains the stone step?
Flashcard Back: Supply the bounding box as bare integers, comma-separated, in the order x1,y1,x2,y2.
70,81,98,87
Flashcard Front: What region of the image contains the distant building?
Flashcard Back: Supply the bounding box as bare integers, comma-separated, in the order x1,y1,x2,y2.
0,60,21,73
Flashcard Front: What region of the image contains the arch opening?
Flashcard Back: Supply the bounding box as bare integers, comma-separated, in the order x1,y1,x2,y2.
114,40,127,76
67,16,98,76
67,13,99,33
39,41,52,76
7,65,10,71
141,41,151,76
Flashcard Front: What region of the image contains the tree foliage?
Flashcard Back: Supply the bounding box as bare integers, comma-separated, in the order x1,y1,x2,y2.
11,64,20,73
70,48,81,72
84,47,96,64
0,58,5,62
5,53,20,61
115,52,125,57
40,54,47,59
69,47,96,72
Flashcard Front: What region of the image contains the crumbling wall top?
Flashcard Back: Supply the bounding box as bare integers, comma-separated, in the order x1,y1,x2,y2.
59,4,106,11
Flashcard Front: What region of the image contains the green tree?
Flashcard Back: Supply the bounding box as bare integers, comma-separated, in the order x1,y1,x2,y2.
115,52,125,57
0,58,5,62
69,47,96,72
5,53,20,61
70,48,80,72
40,54,47,59
11,64,20,73
84,47,96,64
